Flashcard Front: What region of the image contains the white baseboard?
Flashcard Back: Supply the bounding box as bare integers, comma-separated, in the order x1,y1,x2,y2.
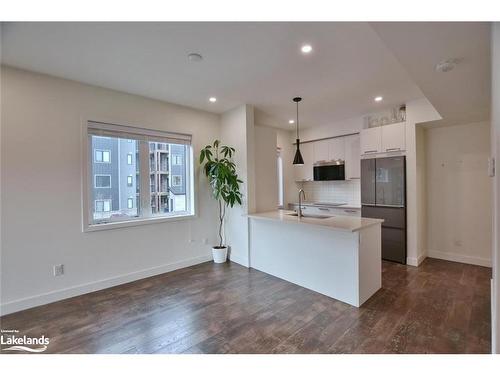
0,254,212,316
406,253,427,267
427,249,492,267
228,254,249,268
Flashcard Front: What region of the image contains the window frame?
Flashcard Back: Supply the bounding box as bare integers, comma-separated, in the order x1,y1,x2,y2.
171,175,182,187
94,174,112,189
82,119,196,232
95,199,112,212
94,149,111,163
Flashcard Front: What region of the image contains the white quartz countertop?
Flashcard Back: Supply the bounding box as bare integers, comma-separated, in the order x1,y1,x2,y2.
248,210,383,233
289,202,362,209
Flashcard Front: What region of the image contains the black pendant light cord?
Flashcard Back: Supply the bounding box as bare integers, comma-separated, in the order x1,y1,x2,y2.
296,100,299,139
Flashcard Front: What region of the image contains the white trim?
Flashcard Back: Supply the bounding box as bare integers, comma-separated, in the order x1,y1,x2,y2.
94,174,111,188
406,254,426,267
0,254,212,316
427,249,492,267
84,212,197,232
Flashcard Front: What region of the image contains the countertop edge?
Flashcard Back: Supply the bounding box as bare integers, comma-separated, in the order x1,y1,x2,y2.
247,211,383,233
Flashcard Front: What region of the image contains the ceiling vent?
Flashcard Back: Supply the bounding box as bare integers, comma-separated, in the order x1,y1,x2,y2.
435,58,461,73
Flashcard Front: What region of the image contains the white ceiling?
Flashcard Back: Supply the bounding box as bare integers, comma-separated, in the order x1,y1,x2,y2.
371,22,491,127
0,22,490,129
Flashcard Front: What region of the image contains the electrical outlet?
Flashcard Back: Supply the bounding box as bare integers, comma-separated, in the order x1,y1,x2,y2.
53,264,64,277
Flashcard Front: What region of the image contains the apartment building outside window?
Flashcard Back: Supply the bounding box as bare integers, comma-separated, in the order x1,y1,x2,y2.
84,121,193,230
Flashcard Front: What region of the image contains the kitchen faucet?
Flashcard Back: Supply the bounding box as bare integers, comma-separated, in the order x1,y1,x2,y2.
298,189,306,218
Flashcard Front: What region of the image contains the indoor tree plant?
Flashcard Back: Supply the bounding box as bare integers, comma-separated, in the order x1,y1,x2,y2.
199,140,243,263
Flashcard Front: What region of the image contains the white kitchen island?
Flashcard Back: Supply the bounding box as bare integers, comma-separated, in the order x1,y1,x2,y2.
248,210,384,307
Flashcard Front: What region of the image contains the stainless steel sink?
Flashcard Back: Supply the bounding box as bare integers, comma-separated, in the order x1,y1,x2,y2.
287,213,332,219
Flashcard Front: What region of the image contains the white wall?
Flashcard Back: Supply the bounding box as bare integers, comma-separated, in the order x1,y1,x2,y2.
276,128,296,207
0,67,221,314
491,22,500,354
220,104,255,267
405,98,442,266
254,125,278,212
425,121,492,267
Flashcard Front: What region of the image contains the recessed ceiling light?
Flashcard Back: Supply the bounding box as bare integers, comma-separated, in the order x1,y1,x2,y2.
208,97,217,103
374,96,383,102
188,53,203,62
301,44,313,54
289,119,295,124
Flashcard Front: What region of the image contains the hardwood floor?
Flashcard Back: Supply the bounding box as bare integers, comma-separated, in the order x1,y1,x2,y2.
0,258,491,354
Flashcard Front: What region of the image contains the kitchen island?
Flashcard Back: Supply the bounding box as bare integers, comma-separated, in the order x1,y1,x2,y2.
248,210,383,307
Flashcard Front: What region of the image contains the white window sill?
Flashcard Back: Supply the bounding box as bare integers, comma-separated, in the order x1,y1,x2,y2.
83,213,197,232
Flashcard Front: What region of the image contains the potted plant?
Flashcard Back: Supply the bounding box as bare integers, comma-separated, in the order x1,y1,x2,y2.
199,140,243,263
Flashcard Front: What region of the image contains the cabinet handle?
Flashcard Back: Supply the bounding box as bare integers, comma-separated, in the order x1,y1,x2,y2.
386,147,401,152
364,150,378,154
344,209,358,213
318,207,329,211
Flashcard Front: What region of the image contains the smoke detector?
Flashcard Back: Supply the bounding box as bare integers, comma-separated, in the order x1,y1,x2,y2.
435,58,461,73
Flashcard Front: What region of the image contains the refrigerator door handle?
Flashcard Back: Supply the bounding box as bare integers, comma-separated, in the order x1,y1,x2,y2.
374,204,405,208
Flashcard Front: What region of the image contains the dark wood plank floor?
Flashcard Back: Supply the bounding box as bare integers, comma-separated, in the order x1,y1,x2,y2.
0,258,491,354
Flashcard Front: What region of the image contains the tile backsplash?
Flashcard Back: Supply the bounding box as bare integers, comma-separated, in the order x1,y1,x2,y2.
297,179,361,206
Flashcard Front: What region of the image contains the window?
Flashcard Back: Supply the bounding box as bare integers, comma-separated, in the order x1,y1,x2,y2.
95,150,111,163
95,200,111,212
85,121,193,229
95,175,111,188
277,148,284,208
172,155,182,165
172,175,182,186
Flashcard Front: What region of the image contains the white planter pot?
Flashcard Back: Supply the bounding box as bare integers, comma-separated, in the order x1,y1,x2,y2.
212,246,228,263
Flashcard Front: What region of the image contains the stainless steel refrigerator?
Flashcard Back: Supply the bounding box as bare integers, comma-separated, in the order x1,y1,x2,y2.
361,156,406,264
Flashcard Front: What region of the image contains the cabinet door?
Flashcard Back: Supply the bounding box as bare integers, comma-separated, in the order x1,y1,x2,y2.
293,142,313,181
328,137,345,161
344,134,360,179
360,127,382,155
313,140,329,163
381,122,406,152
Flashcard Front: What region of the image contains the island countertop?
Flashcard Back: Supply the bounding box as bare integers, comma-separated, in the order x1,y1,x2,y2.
248,210,383,233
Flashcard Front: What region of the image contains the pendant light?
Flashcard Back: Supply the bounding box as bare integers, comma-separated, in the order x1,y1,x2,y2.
292,97,304,165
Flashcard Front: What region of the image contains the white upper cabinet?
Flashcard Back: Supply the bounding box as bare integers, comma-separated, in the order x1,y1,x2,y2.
381,122,406,152
360,127,382,155
313,138,345,163
293,142,314,181
312,140,329,163
360,122,406,156
344,134,360,179
328,137,345,161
